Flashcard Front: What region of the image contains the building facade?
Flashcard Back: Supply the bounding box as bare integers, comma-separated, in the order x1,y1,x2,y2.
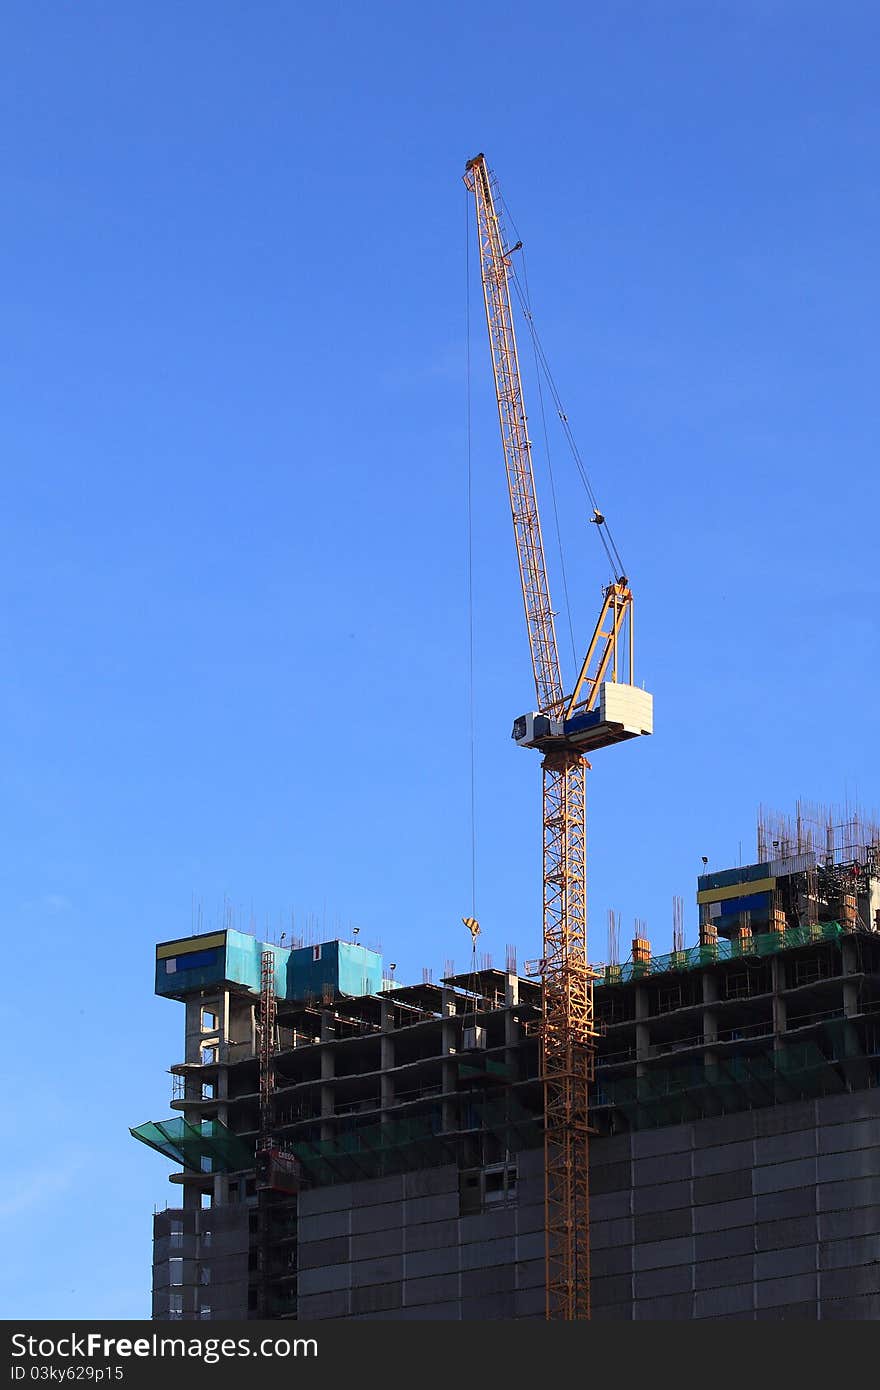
135,846,880,1320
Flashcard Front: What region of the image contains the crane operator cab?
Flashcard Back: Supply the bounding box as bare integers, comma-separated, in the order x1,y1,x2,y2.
512,682,653,755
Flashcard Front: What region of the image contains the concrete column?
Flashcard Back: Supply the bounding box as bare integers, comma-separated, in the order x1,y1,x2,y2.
841,936,860,1018
634,982,650,1074
701,968,718,1045
441,1017,456,1055
441,1057,456,1132
771,955,787,1045
184,998,202,1064
320,1082,334,1143
380,1033,395,1109
503,1006,520,1081
839,937,861,1063
634,982,648,1020
182,1186,201,1212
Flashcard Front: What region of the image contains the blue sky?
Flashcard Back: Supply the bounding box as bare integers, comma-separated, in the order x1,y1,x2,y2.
1,2,878,1317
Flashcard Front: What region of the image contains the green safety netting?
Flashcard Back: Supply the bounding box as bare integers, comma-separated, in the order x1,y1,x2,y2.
604,921,843,985
130,1116,254,1173
289,1094,541,1186
592,1035,858,1130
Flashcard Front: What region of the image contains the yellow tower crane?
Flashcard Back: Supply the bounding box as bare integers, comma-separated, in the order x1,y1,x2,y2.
464,153,653,1320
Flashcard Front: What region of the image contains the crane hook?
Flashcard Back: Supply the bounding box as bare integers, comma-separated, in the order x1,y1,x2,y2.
462,916,481,944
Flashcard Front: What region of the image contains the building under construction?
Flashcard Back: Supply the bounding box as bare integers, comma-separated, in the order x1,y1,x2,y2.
135,806,880,1321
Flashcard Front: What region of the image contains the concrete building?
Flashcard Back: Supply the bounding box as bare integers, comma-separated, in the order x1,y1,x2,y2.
135,835,880,1320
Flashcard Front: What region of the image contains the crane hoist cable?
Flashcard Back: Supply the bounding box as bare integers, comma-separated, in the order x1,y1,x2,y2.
519,244,578,672
499,193,628,585
508,263,627,582
465,177,478,923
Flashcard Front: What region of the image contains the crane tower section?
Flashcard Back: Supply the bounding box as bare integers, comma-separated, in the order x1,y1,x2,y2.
464,152,652,1320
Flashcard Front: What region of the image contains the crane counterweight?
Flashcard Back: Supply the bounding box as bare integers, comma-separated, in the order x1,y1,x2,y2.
512,681,653,754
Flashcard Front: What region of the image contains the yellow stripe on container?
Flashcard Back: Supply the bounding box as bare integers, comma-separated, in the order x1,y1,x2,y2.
696,877,775,906
156,932,226,960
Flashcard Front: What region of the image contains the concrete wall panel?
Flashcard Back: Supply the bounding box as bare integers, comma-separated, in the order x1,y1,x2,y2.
350,1255,404,1287
755,1273,818,1308
754,1245,816,1280
633,1179,691,1215
405,1245,459,1278
404,1218,459,1252
693,1140,753,1177
694,1254,754,1290
404,1273,459,1307
632,1236,694,1271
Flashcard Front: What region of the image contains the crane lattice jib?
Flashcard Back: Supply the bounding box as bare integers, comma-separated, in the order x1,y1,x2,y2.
464,154,564,715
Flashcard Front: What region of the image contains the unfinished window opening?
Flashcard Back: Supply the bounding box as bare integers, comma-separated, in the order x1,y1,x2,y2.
168,1294,183,1319
199,1266,211,1286
484,1168,505,1199
201,1008,218,1032
201,1080,215,1101
200,1045,218,1065
459,1163,518,1214
169,1258,183,1286
459,1169,482,1215
199,1306,211,1321
484,1163,518,1206
793,953,835,987
656,985,684,1014
200,1156,212,1174
169,1221,183,1249
200,1192,212,1210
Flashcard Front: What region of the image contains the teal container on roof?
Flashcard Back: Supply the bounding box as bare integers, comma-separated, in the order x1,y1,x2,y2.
286,940,382,1001
155,929,382,1003
155,929,289,999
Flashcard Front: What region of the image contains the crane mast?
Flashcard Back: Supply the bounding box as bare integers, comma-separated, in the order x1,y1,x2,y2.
465,153,595,1320
256,949,277,1318
465,152,652,1320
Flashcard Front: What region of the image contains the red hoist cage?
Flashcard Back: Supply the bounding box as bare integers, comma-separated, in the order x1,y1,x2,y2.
464,153,649,1320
